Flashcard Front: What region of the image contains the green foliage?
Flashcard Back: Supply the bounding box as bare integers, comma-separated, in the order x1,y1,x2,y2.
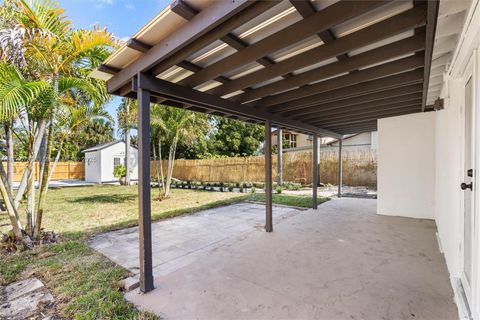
276,186,283,194
113,165,126,178
209,117,264,157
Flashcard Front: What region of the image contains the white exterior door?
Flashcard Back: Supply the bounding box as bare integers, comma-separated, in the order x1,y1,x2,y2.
462,74,475,305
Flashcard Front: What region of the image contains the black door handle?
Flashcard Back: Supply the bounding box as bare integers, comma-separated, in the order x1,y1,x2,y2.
461,182,473,190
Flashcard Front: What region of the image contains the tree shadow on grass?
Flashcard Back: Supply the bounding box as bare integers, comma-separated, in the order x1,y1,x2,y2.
68,194,137,204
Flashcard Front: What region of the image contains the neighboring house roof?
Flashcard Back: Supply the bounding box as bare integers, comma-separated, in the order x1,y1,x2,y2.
82,140,138,153
326,134,361,145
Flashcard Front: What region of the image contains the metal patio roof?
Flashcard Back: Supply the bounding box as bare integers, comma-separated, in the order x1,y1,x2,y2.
91,0,471,138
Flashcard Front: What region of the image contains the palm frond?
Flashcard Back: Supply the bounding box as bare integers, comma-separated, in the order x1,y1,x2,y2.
0,63,49,122
18,0,71,38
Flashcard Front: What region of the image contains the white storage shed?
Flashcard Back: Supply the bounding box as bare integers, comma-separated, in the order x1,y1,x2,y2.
83,140,138,183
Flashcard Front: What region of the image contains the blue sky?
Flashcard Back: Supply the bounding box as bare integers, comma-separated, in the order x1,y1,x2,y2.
58,0,172,136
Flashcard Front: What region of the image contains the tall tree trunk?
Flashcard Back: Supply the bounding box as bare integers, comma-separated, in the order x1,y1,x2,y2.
0,161,22,237
5,123,14,193
14,119,47,209
125,101,131,185
37,131,47,189
164,137,177,198
159,139,165,196
47,140,63,187
25,128,35,236
34,122,54,238
152,142,161,198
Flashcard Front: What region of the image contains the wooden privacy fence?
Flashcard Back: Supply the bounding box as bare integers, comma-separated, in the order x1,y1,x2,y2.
9,162,84,182
151,150,377,187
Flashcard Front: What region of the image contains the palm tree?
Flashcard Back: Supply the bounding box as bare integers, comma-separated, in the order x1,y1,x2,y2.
0,0,116,239
118,98,137,185
151,105,209,198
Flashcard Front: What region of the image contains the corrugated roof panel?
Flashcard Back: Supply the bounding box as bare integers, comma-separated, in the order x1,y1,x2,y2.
232,1,300,40
270,35,323,62
332,1,413,38
292,56,338,75
223,61,264,79
190,42,237,68
348,31,414,56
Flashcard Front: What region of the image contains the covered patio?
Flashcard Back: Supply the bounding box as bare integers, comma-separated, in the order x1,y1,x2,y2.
91,0,440,293
89,0,480,318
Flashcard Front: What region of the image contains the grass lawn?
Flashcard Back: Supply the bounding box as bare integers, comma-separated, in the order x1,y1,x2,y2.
0,185,328,319
248,193,329,208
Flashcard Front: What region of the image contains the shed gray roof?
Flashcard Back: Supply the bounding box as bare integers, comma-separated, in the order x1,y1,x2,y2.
82,140,138,153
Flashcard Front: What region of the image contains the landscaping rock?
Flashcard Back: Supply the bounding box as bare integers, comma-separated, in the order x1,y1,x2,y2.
0,278,55,320
1,278,44,303
120,275,140,292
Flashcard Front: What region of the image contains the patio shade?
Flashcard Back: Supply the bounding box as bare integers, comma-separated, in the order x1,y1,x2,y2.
91,0,441,137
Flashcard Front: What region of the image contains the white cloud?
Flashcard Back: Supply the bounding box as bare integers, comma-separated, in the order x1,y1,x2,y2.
92,0,114,8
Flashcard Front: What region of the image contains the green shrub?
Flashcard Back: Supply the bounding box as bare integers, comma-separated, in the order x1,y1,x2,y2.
251,186,256,194
276,186,283,194
239,186,244,193
113,165,126,178
228,186,234,192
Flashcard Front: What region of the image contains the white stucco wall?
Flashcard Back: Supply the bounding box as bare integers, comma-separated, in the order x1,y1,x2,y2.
100,142,138,183
377,112,436,219
84,150,101,183
434,2,480,318
434,79,463,279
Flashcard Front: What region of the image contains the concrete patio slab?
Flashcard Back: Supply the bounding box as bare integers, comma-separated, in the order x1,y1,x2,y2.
115,198,457,320
89,202,302,277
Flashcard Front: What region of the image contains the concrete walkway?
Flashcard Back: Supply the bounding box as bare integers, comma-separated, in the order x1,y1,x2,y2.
91,199,457,319
12,179,95,189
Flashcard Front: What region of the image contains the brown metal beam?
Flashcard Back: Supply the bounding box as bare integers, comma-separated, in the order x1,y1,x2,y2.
136,85,154,293
338,139,343,197
255,54,425,108
234,35,425,103
288,84,423,119
137,73,342,138
290,0,350,62
312,132,318,209
107,0,277,92
206,7,426,97
220,34,284,71
170,0,198,20
126,39,152,53
265,120,273,232
268,69,424,113
179,1,388,88
310,102,422,125
171,1,286,81
421,0,440,111
98,64,121,75
319,107,420,127
301,94,423,122
177,60,231,84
